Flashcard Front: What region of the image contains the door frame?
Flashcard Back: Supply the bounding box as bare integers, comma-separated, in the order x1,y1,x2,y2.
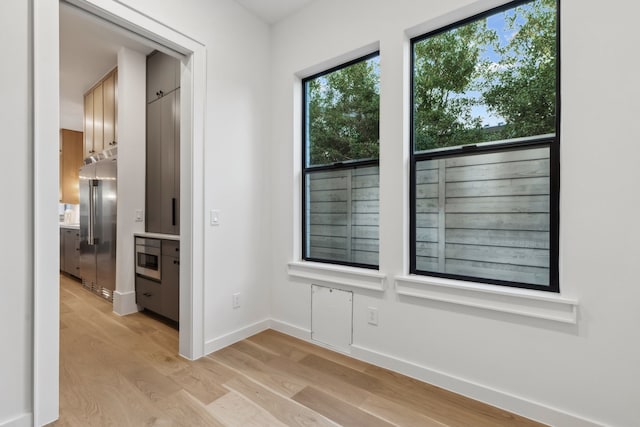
33,0,207,424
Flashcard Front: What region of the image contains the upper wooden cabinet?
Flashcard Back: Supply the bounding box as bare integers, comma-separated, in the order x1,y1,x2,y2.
60,129,84,204
146,51,180,104
84,68,117,158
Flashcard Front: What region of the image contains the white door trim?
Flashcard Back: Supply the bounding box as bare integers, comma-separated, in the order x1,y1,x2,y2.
34,1,207,424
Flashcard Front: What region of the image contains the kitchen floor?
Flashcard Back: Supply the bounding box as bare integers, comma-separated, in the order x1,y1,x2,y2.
54,274,544,426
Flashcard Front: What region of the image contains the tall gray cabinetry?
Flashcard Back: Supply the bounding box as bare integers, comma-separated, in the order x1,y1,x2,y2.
146,51,180,235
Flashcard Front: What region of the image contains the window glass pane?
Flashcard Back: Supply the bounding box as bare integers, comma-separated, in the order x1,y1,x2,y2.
413,0,556,153
305,56,380,167
305,166,379,267
415,146,550,286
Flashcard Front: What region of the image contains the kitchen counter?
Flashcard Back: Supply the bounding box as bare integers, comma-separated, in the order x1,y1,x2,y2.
60,223,80,230
134,232,180,241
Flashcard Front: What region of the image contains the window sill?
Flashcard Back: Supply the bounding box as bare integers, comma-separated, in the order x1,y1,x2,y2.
288,261,387,292
395,275,578,324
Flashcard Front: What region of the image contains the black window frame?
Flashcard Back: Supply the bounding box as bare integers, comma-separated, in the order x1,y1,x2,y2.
409,0,560,292
301,51,381,270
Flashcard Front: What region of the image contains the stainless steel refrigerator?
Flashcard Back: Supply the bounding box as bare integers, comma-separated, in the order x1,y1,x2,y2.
79,148,117,301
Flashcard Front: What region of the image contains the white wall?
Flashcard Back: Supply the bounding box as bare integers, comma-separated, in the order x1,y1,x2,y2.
269,0,640,426
118,0,272,348
0,0,33,425
114,47,147,315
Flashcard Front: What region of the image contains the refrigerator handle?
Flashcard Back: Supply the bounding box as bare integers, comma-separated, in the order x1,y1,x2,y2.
88,180,96,245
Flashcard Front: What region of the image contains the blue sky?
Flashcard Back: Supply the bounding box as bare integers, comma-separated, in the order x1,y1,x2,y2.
466,3,531,127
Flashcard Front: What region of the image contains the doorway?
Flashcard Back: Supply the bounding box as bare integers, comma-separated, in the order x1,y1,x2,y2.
34,1,207,424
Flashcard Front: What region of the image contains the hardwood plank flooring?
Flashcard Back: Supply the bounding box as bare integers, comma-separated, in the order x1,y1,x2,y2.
53,274,546,426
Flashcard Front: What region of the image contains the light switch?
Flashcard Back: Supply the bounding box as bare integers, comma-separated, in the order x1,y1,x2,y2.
135,209,143,222
210,209,220,226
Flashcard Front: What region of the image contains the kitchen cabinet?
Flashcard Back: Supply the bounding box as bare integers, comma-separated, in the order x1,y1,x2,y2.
59,129,83,204
60,227,80,278
84,68,117,158
136,275,164,316
146,51,180,104
146,51,180,235
135,238,179,322
161,240,179,322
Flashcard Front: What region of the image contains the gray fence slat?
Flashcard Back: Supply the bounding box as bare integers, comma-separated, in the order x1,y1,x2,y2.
416,183,438,198
416,199,439,213
416,168,439,184
445,147,549,167
352,250,378,265
353,213,379,226
445,229,549,249
309,236,347,250
446,159,549,182
352,174,379,189
310,213,348,226
309,176,348,191
416,256,439,271
445,243,549,268
446,213,549,231
416,213,439,228
352,166,379,177
416,160,438,171
445,195,550,213
309,246,347,260
352,238,379,252
446,177,549,198
309,201,348,214
352,187,379,201
352,225,378,239
309,224,347,237
445,259,549,286
352,200,379,213
308,169,349,180
416,227,438,242
308,189,348,202
416,241,439,258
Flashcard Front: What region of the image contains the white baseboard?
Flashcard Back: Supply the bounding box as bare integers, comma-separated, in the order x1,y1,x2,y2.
113,290,139,316
206,319,602,426
349,343,603,427
204,319,271,355
269,318,311,341
0,413,33,427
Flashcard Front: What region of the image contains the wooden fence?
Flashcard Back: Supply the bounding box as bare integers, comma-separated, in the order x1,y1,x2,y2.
306,166,379,266
305,146,550,286
416,146,550,285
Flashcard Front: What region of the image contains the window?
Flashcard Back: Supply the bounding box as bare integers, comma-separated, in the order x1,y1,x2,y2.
410,0,559,291
302,53,380,268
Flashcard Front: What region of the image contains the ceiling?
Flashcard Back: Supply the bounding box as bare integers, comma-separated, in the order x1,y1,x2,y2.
59,0,313,130
234,0,314,24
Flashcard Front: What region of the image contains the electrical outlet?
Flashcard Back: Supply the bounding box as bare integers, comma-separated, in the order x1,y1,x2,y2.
232,292,240,309
367,307,378,326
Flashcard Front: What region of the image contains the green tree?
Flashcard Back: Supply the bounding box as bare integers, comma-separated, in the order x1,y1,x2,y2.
482,0,556,139
306,58,379,166
413,21,493,152
412,0,556,151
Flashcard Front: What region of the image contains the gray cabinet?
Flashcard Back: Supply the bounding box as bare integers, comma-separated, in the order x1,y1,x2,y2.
60,227,80,278
146,51,180,235
161,240,179,322
146,51,180,104
135,238,179,322
136,275,164,315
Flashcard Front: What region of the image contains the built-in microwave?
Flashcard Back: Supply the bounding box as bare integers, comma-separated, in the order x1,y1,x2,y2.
135,237,161,281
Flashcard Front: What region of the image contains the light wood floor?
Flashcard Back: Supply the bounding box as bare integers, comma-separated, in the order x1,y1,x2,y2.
53,274,545,427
